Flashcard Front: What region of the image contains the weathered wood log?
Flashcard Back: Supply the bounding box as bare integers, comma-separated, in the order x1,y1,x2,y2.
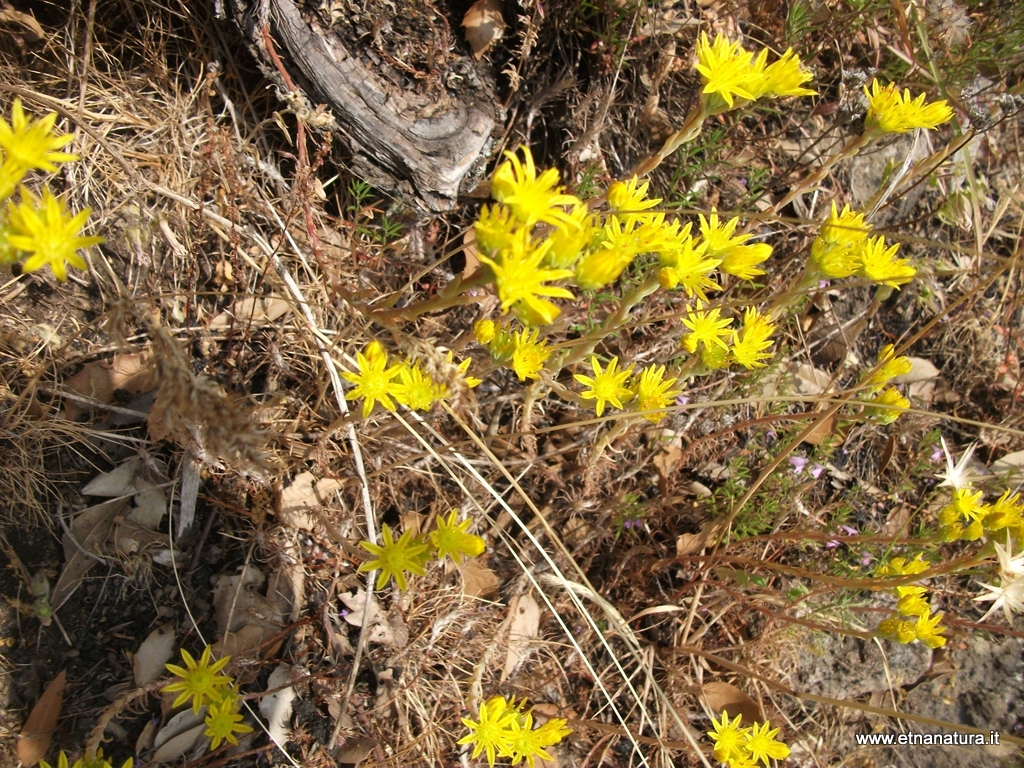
230,0,498,213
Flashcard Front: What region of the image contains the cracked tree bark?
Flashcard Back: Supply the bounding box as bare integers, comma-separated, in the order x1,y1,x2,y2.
230,0,498,213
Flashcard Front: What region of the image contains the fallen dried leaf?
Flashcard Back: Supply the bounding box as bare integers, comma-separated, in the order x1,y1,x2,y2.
676,518,726,556
334,735,378,765
213,624,274,676
462,0,506,60
461,227,483,280
278,471,345,530
338,589,399,645
502,593,540,681
701,681,762,725
991,450,1024,485
212,566,280,636
460,558,500,597
113,519,170,556
801,414,845,445
134,624,177,686
791,363,833,395
339,589,383,628
653,441,683,479
51,498,128,611
0,5,45,40
151,707,207,763
266,536,304,622
63,353,153,420
135,716,159,755
260,664,297,748
82,458,142,497
209,296,291,330
893,357,940,384
18,670,66,767
128,484,167,530
878,433,896,474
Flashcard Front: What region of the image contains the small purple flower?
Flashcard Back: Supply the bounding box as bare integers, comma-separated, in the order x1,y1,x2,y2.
930,444,944,463
819,279,830,289
825,539,841,548
810,462,825,479
838,525,859,536
789,456,809,474
860,552,873,567
676,394,691,407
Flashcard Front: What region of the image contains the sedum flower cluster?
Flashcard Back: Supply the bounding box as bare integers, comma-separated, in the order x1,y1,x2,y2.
857,344,912,424
359,510,487,590
863,79,954,135
706,709,791,767
477,152,777,330
695,32,816,115
810,202,916,289
458,695,572,768
473,146,787,415
342,340,481,419
572,355,682,424
935,440,1024,543
0,98,102,281
682,304,778,372
162,646,254,751
874,554,947,649
40,750,132,768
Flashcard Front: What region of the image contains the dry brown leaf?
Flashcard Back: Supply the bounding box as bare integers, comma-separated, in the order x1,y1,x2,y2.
134,624,177,686
260,664,297,747
51,498,128,610
461,227,483,280
134,717,159,755
561,516,591,549
113,519,171,555
462,0,505,59
882,503,913,537
153,708,204,750
338,589,399,646
701,681,763,725
791,363,833,395
893,357,940,384
18,669,66,767
653,441,683,479
266,536,304,622
208,296,291,330
82,458,142,497
461,558,500,597
340,589,384,627
63,353,153,420
128,484,167,530
908,378,936,408
502,593,541,681
878,433,896,474
0,4,44,40
278,472,344,530
676,518,726,556
212,566,281,636
83,459,167,530
991,450,1024,485
151,707,207,763
213,624,274,673
150,724,208,763
399,511,424,537
801,414,844,445
334,735,378,764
